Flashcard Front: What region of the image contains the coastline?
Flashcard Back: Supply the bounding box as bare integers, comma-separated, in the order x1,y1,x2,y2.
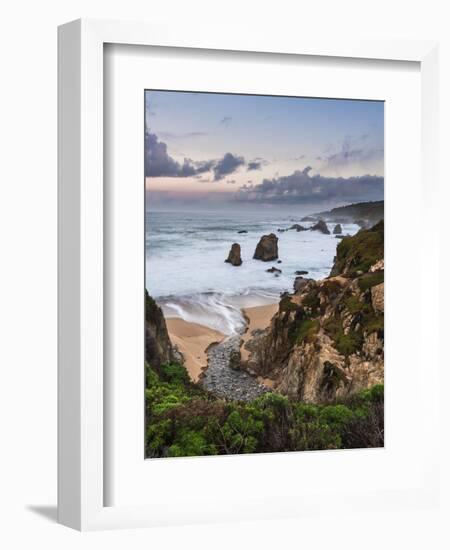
166,302,278,384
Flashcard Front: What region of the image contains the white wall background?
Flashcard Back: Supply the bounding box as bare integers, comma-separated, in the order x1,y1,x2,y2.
0,0,448,548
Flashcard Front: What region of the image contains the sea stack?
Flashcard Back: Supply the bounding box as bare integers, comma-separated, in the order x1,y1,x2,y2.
225,243,243,266
253,233,279,261
310,219,330,234
333,223,343,235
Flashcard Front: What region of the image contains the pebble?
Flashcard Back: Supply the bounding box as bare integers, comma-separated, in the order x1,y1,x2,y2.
202,334,269,402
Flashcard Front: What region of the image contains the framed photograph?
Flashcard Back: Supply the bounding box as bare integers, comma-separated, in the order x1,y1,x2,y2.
58,19,440,530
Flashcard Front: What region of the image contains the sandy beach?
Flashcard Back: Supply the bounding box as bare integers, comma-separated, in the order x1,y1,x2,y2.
166,303,278,384
166,318,224,382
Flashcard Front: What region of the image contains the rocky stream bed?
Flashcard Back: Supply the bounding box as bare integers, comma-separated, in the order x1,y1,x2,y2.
201,333,269,401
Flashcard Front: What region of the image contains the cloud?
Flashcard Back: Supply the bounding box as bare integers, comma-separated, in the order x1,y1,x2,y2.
213,152,245,181
145,133,214,177
247,157,269,171
145,133,246,181
323,135,383,171
235,167,383,205
247,161,262,171
220,116,232,126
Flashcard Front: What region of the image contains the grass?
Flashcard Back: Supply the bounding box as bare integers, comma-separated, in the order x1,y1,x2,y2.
324,317,363,356
334,220,384,276
358,271,384,292
294,319,320,344
279,295,298,312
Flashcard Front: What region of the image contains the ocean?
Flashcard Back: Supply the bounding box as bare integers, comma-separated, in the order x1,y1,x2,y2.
145,210,359,335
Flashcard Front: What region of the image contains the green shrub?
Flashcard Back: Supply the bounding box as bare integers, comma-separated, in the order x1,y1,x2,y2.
294,319,320,344
302,289,321,313
358,271,384,292
345,295,371,314
279,295,298,312
334,220,384,275
324,317,362,356
144,360,384,457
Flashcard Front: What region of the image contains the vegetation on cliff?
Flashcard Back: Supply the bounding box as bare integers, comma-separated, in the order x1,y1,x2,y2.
241,221,384,403
145,360,384,457
331,220,384,276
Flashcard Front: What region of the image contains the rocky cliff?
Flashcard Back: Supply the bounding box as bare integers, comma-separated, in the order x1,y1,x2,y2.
304,200,384,227
145,290,176,367
242,221,384,403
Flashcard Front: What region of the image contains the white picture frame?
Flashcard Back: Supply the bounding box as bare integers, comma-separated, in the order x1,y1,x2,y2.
58,18,440,531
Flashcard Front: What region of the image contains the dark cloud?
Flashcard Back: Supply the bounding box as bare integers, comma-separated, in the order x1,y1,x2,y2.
145,133,247,181
247,161,262,171
235,167,383,205
145,133,214,177
145,133,181,177
213,152,245,181
247,157,269,171
220,116,232,125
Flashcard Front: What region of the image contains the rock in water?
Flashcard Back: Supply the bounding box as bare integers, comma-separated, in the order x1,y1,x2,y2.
289,223,307,232
253,233,279,261
310,219,330,234
266,266,282,274
333,223,342,235
237,229,247,234
225,243,243,266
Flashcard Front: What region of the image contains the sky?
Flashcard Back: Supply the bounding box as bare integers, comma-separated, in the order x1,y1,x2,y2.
145,90,384,213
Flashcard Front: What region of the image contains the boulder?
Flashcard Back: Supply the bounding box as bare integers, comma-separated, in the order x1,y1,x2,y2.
333,223,343,235
277,260,282,264
293,276,313,293
266,267,282,274
225,243,242,266
310,219,330,234
253,233,279,261
295,270,309,275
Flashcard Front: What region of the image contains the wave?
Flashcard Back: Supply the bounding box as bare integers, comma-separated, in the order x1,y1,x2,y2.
159,291,279,335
